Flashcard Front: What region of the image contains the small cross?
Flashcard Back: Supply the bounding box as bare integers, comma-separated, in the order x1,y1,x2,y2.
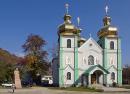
65,3,69,14
77,17,80,27
105,5,109,15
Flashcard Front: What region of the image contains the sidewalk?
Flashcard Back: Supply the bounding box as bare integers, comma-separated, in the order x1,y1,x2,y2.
103,87,130,92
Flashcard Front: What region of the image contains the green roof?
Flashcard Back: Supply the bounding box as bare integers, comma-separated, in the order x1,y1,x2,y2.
84,64,109,75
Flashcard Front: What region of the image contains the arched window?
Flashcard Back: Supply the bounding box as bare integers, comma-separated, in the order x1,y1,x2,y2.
67,72,71,80
88,55,94,65
110,41,114,50
111,72,115,80
67,39,71,48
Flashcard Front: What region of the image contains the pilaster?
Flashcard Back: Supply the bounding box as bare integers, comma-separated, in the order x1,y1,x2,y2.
103,38,108,69
74,35,79,85
59,35,64,87
117,38,122,86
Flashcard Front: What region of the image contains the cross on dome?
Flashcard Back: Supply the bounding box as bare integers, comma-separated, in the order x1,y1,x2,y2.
65,3,69,14
77,17,80,27
105,5,109,16
105,0,109,16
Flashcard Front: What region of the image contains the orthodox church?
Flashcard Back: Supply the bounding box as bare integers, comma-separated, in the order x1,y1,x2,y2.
52,4,122,87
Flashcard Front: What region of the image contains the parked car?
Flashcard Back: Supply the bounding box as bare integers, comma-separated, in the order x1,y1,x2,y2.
41,76,53,86
1,83,14,87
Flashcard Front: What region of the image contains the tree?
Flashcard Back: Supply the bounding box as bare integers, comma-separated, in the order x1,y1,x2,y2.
0,48,20,64
0,48,20,84
0,62,15,84
22,34,49,84
50,43,58,58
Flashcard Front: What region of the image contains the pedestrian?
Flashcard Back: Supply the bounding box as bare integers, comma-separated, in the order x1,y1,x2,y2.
12,84,15,93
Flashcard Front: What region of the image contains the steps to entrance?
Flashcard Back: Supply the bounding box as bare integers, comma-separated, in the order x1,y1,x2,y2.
89,84,104,90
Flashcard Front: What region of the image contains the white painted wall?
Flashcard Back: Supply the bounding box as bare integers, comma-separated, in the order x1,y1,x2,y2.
78,38,103,69
106,38,118,85
57,35,119,86
107,66,117,85
61,36,75,48
63,66,74,86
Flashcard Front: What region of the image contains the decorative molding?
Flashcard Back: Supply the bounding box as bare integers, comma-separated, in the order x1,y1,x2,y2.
107,65,117,71
82,57,87,64
64,64,74,70
65,56,71,64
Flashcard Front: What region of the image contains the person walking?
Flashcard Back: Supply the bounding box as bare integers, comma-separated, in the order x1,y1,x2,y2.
12,84,15,93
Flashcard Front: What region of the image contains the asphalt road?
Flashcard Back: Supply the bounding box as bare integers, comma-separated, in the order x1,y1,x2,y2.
0,87,130,94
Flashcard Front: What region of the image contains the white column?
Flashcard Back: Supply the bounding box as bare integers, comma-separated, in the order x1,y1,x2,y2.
99,75,103,84
103,74,108,86
96,72,98,84
88,75,91,86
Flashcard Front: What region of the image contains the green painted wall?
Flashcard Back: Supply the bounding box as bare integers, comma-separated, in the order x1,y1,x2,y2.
117,38,122,85
98,37,108,84
100,37,122,85
59,35,64,87
98,37,108,69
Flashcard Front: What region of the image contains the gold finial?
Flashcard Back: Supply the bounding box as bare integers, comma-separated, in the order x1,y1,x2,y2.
65,3,69,14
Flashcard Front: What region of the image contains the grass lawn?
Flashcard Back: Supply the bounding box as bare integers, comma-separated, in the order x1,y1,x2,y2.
48,87,104,92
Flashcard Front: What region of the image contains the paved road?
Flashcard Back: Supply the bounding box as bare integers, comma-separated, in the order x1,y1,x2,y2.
0,87,130,94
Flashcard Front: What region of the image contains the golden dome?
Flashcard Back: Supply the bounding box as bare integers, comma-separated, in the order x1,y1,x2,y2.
58,14,81,36
98,16,118,39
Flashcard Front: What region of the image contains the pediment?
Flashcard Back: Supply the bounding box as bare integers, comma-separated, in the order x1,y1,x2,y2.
79,37,102,52
64,64,74,70
107,65,117,71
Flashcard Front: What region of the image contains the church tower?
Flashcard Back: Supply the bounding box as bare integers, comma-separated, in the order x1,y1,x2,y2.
98,5,122,86
58,4,81,87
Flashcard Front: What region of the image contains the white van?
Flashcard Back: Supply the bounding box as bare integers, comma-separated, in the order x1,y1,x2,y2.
41,76,53,85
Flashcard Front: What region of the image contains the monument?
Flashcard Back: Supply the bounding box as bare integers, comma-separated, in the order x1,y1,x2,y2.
14,68,22,89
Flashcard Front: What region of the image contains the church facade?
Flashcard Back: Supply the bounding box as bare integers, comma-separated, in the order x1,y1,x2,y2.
52,5,122,87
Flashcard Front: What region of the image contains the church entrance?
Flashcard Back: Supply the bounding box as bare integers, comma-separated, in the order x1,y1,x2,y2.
91,70,103,84
82,65,109,86
91,73,96,84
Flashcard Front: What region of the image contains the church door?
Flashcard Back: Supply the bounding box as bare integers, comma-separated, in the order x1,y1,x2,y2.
91,73,96,84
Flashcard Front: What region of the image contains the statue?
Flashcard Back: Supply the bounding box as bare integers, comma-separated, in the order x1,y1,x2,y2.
14,68,22,89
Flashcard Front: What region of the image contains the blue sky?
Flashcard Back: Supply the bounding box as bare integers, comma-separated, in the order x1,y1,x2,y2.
0,0,129,65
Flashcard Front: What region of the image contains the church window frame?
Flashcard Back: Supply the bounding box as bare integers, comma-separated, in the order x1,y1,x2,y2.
67,72,71,80
88,55,94,65
110,41,114,50
111,72,115,80
67,39,71,48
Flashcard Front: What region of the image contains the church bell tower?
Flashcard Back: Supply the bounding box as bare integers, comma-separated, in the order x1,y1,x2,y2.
97,4,122,86
58,4,81,87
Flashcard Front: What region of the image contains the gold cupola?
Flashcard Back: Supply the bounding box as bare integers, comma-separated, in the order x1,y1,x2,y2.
98,6,118,39
58,4,81,36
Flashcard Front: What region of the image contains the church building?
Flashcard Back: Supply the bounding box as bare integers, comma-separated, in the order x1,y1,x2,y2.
52,4,122,87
